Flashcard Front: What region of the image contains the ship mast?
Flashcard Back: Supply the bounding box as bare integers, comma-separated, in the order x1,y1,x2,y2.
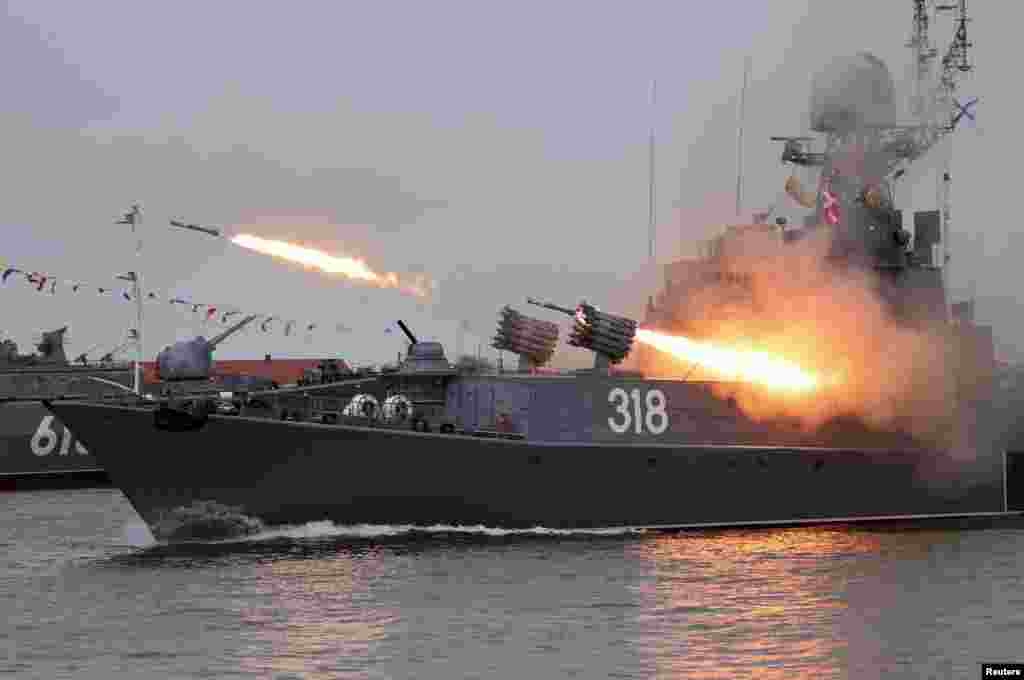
647,79,657,266
735,55,751,220
905,0,973,317
907,0,937,118
117,204,144,395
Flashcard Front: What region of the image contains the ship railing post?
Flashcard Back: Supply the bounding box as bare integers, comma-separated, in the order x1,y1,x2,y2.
1004,449,1009,513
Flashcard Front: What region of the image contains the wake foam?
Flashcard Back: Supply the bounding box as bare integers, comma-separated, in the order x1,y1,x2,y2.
155,518,647,545
245,521,647,542
149,501,264,542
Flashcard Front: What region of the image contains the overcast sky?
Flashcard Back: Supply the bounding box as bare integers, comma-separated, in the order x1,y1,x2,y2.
2,1,1021,366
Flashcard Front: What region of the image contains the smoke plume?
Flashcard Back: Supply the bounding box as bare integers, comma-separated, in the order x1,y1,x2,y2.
637,225,958,447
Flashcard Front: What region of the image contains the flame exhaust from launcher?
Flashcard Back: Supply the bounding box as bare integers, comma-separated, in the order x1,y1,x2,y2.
231,234,431,298
168,219,431,298
635,328,831,394
523,293,827,390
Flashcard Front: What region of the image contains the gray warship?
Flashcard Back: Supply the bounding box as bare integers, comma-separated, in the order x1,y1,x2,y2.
0,327,133,489
43,3,1024,539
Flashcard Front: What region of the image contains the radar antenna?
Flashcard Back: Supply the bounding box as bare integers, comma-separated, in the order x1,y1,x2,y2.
901,0,974,311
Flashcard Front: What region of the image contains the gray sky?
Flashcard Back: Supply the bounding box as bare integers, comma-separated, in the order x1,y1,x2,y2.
2,1,1021,366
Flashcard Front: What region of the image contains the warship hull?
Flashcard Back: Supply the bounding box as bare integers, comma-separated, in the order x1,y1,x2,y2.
44,373,1024,538
0,364,133,490
0,402,109,491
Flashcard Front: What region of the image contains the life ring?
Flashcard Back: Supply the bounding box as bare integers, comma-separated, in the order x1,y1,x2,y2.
343,394,380,419
383,395,413,423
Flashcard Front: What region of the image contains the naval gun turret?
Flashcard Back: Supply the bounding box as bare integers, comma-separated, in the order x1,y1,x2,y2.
527,297,638,371
492,305,559,371
393,319,453,374
156,314,260,381
0,326,69,365
35,327,69,364
376,319,457,432
0,338,17,363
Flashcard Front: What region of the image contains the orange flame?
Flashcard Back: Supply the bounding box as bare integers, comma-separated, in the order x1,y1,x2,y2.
636,328,830,393
634,223,957,444
230,233,431,297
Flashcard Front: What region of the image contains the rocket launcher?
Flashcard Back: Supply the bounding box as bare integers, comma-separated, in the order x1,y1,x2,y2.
492,305,559,370
527,297,638,368
156,314,260,381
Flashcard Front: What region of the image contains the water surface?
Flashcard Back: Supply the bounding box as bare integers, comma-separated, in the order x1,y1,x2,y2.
2,488,1022,678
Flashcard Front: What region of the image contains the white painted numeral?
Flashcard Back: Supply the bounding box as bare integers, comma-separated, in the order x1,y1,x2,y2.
30,416,88,457
59,426,72,456
30,416,58,457
607,388,669,435
630,388,643,434
608,388,631,433
645,389,669,435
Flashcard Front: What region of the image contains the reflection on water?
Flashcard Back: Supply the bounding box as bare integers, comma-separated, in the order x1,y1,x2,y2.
630,528,882,679
3,490,1024,679
238,549,400,679
630,527,1023,679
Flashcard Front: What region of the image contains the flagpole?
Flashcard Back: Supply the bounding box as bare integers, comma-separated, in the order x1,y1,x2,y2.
120,205,144,396
135,207,144,396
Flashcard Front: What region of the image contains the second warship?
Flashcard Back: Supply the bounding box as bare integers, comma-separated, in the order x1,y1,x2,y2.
0,327,133,490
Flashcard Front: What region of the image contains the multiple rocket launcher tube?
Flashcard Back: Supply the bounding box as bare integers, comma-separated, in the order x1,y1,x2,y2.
494,298,639,368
